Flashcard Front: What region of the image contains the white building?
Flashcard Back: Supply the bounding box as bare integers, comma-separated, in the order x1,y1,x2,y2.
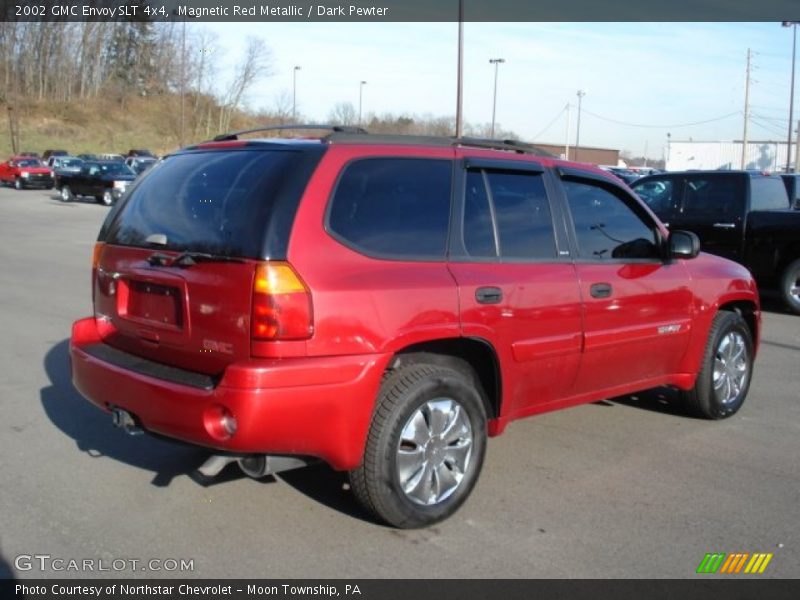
666,140,797,172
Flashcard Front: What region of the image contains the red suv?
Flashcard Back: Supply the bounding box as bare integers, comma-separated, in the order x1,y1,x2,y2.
71,129,760,528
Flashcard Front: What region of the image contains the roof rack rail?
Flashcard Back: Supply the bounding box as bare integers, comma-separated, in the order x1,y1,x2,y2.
325,132,555,157
212,124,368,142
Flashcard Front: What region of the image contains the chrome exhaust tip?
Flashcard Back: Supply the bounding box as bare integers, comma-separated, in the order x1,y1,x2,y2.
110,407,143,436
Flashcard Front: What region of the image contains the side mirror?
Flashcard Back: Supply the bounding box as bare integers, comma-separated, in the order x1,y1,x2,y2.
669,230,700,259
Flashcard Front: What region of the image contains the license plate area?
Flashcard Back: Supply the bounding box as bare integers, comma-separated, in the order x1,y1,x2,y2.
118,279,183,330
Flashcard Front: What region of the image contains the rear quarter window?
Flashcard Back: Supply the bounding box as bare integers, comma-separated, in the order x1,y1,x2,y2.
327,158,452,259
750,176,790,211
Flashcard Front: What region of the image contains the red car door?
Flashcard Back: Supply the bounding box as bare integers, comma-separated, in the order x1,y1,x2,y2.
557,169,694,396
447,156,583,421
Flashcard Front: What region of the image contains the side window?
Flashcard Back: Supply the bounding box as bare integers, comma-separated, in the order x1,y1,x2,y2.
632,178,676,218
462,169,557,259
328,158,452,258
682,176,744,217
563,179,660,260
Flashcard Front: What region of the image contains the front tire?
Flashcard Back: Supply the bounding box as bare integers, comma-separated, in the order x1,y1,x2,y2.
99,189,114,206
14,178,23,190
682,311,754,419
780,259,800,315
349,363,487,528
60,186,74,202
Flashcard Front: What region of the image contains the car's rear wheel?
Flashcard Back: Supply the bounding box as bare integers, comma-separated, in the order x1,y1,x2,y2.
682,311,753,419
780,259,800,315
349,363,487,528
60,185,74,202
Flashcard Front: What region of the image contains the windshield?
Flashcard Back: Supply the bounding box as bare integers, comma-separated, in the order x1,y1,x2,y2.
100,162,135,176
59,158,83,168
17,159,42,168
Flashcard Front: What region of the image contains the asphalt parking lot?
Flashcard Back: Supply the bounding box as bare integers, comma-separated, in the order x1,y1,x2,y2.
0,186,798,580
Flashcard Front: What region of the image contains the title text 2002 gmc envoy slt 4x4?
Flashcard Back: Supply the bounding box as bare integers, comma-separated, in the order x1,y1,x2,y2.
71,129,760,528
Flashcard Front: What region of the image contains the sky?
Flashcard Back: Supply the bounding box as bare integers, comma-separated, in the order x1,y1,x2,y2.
196,22,797,159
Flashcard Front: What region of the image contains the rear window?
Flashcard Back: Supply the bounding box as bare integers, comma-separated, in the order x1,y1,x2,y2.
103,149,318,258
750,176,790,211
327,158,452,259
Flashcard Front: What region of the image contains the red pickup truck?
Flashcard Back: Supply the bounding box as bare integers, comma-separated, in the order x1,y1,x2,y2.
0,156,54,190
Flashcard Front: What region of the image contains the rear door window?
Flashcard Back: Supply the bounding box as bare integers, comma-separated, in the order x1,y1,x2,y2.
462,169,557,260
327,158,452,258
681,175,745,218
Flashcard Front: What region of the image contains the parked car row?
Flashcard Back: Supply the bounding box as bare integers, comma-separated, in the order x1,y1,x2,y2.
2,148,158,201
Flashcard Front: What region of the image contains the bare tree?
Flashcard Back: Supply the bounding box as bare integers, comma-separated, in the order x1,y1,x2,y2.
328,101,357,126
218,37,272,132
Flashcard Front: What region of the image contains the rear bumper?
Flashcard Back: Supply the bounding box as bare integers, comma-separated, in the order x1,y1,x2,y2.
70,317,390,470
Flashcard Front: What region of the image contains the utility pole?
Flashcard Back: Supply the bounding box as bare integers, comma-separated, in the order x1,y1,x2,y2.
795,119,800,172
741,48,752,169
783,22,798,172
643,140,648,168
7,106,19,155
564,103,571,160
455,0,464,138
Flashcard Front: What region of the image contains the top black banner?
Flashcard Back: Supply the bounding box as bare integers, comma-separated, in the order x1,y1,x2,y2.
4,0,800,22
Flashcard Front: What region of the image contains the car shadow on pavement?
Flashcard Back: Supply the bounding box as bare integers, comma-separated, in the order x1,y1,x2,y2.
40,339,377,522
759,291,795,316
278,465,377,524
40,339,213,488
606,387,692,418
0,548,15,580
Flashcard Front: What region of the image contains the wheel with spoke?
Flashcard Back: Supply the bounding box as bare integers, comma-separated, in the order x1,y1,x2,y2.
780,259,800,315
683,311,753,419
349,362,487,528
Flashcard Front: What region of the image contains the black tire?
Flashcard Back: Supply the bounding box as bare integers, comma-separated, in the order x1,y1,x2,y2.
682,311,754,419
349,363,487,528
98,189,114,206
14,178,23,190
60,185,74,202
780,259,800,315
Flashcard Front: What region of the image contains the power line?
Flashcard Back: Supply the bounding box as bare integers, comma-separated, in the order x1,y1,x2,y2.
749,115,788,136
532,105,566,140
581,108,741,129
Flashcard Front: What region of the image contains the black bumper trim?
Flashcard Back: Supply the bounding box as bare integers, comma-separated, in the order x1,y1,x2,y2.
82,343,218,390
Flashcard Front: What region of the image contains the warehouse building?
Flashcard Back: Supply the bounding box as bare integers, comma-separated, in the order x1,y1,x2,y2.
666,140,798,172
534,143,620,166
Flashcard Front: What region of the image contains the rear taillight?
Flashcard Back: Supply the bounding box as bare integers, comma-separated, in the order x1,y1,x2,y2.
251,262,313,341
92,242,105,302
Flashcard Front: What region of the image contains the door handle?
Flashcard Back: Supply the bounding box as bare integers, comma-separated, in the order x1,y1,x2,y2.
713,222,736,229
475,286,503,304
589,283,613,299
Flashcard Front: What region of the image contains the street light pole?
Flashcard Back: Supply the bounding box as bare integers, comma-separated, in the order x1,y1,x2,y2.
292,66,301,123
783,22,799,172
575,90,586,162
359,80,367,126
489,58,505,139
